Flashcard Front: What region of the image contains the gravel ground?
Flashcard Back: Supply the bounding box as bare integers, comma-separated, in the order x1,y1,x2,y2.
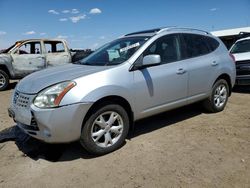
0,82,249,188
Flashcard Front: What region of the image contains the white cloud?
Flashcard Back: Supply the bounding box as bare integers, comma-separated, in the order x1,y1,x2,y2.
48,9,59,15
89,8,102,14
210,8,218,12
70,14,86,23
59,18,68,22
99,36,106,40
23,31,36,35
0,31,7,35
71,9,79,14
56,35,68,39
40,32,46,36
62,10,70,13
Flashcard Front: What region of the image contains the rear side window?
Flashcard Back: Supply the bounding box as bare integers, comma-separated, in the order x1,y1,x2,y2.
206,37,219,51
181,34,217,59
44,41,65,53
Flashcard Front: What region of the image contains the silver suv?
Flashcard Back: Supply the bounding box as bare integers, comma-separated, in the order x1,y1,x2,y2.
8,28,236,155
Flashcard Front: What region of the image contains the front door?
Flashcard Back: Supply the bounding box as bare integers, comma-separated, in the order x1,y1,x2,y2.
133,34,188,119
11,41,46,77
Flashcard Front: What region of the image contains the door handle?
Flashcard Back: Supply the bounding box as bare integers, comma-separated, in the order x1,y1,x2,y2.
36,56,45,59
176,68,186,75
211,61,218,66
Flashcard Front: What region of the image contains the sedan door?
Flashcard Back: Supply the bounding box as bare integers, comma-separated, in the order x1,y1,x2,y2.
132,34,188,120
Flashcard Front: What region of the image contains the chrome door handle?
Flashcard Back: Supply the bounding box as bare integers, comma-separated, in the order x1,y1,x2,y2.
36,56,45,59
176,68,186,75
211,61,218,66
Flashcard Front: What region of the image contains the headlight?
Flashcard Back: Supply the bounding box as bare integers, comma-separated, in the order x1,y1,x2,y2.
33,81,76,108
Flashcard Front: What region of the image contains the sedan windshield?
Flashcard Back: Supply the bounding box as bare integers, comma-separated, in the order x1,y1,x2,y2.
80,36,149,66
231,39,250,54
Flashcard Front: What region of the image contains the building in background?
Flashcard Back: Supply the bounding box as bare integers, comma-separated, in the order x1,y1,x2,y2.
211,27,250,49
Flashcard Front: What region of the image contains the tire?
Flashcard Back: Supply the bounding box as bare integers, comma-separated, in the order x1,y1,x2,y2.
80,104,130,155
0,70,9,91
203,79,229,113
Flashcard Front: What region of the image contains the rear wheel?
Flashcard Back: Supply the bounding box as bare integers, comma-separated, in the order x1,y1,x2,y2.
0,70,9,91
80,104,129,155
203,79,229,113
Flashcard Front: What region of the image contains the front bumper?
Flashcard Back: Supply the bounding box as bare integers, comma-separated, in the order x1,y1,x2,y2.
9,102,92,143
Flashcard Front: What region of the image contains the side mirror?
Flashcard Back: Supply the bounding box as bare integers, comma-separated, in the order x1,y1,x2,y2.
142,54,161,66
130,54,161,71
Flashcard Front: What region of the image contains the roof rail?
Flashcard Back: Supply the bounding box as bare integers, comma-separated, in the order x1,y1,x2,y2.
158,27,210,35
124,28,162,36
124,27,210,37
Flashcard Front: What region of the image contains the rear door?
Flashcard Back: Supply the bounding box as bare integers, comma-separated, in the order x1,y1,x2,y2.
11,41,46,77
180,33,220,101
44,40,71,67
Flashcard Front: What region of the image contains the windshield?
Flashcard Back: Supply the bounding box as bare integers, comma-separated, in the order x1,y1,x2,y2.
0,43,16,54
231,39,250,54
80,36,149,66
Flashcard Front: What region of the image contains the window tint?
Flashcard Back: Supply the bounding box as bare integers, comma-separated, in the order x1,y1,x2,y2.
144,34,180,64
182,34,211,58
16,42,41,55
206,37,219,51
44,41,65,53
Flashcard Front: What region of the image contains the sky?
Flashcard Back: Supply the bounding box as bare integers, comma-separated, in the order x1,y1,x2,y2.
0,0,250,49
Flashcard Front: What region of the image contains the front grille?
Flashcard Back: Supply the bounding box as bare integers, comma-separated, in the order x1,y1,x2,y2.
236,60,250,65
13,91,31,108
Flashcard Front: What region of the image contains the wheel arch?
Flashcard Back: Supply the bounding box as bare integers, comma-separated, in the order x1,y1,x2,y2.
0,64,11,78
81,95,134,131
214,73,232,96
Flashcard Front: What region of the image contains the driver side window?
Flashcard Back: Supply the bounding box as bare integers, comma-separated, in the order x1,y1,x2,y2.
144,34,180,64
15,42,41,55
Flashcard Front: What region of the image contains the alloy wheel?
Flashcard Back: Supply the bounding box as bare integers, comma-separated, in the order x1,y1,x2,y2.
0,73,6,88
214,84,227,108
91,111,124,148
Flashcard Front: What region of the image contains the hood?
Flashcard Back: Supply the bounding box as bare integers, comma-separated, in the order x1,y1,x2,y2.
0,54,12,64
17,64,113,94
232,52,250,61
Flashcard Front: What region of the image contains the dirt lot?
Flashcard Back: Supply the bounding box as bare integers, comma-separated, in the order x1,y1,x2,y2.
0,83,249,188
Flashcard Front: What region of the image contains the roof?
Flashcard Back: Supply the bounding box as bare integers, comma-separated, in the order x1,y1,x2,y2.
16,38,67,44
124,27,210,37
211,27,250,37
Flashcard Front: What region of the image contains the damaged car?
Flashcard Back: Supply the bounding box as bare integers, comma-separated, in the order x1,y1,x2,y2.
0,39,92,91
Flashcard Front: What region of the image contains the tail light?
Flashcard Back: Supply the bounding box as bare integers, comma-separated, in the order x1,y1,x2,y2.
229,53,235,63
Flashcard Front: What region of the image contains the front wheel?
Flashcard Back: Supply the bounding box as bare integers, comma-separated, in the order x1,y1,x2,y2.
80,104,130,155
0,70,9,91
203,79,229,113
